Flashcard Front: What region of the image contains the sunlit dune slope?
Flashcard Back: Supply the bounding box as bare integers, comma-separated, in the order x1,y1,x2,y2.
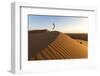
28,30,88,60
75,39,88,46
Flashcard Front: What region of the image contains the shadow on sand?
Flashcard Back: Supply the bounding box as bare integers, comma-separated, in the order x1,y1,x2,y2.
28,30,60,60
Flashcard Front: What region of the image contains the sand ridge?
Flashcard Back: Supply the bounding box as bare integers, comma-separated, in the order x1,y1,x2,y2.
28,30,88,60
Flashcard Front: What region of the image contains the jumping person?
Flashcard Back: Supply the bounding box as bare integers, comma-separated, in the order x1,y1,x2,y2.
52,23,55,31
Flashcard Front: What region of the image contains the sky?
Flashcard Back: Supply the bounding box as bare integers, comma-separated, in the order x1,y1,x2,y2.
28,15,88,33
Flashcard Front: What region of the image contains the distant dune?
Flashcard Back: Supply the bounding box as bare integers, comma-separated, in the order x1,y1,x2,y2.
66,33,88,41
29,29,48,34
28,30,88,60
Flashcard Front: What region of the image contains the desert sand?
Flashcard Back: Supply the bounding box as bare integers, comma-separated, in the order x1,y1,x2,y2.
28,30,88,60
75,39,88,46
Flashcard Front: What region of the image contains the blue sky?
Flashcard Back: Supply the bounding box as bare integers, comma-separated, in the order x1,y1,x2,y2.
28,15,88,33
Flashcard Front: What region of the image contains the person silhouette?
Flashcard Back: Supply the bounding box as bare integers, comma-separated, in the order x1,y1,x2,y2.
52,23,55,31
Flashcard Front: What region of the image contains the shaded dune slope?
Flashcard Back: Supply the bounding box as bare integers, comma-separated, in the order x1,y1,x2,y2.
28,30,88,60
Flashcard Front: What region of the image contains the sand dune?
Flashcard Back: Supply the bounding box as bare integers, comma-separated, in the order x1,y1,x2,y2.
28,30,88,60
75,39,88,46
66,33,88,41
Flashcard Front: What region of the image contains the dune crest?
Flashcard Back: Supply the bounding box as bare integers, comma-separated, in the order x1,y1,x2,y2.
28,30,88,60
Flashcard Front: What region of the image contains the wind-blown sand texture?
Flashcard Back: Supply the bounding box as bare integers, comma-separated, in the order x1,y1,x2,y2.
28,30,88,60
